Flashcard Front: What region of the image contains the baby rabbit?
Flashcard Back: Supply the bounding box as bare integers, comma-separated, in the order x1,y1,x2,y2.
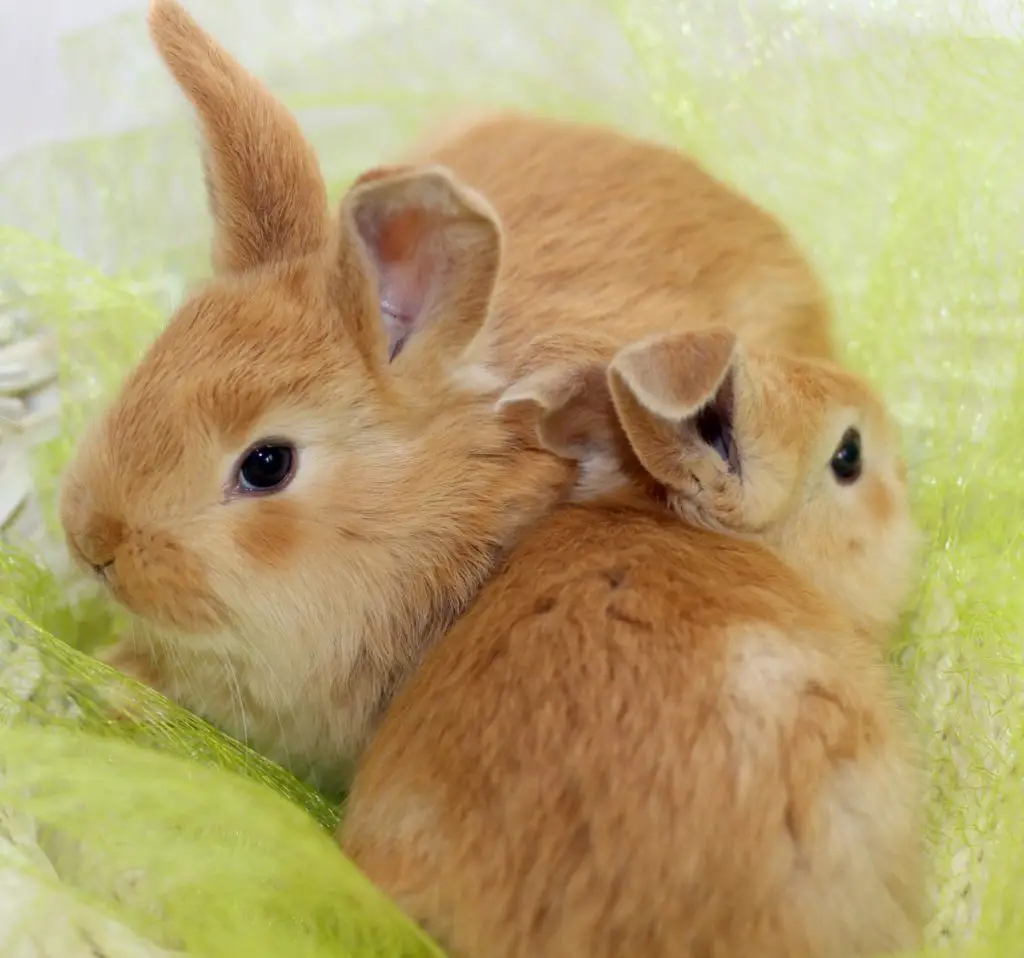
340,327,923,958
58,0,836,792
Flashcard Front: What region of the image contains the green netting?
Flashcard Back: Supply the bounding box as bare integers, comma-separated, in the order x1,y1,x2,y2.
0,0,1022,954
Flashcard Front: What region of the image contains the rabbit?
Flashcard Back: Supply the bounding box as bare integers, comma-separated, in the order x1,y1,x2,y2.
339,326,924,958
58,0,837,793
58,0,570,793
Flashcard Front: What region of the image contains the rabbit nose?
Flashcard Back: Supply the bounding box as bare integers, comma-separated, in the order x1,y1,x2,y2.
92,558,115,579
66,531,112,576
76,513,126,566
65,519,124,578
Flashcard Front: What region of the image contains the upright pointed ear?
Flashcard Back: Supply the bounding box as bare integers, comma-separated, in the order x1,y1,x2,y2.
341,166,502,365
148,0,330,274
607,328,743,491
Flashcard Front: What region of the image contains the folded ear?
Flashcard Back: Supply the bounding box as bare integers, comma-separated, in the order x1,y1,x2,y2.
148,0,329,274
342,166,502,365
607,328,742,490
497,361,616,462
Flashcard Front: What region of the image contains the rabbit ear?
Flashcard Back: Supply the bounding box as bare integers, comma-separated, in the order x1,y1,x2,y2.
351,164,413,188
148,0,330,274
498,361,617,462
342,166,502,365
607,328,743,489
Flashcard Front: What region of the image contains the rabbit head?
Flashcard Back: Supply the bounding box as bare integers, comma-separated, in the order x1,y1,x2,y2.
504,327,920,640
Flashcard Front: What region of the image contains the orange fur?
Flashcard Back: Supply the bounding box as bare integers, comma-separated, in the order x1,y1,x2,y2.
60,0,836,791
406,110,836,369
341,330,923,958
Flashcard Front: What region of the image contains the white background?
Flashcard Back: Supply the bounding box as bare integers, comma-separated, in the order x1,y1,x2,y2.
0,0,138,161
0,0,1019,164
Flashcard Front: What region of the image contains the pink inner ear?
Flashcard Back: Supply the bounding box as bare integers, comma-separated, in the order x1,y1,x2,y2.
367,208,438,363
380,304,413,361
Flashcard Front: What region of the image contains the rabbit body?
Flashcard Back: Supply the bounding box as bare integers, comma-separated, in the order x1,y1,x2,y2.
340,328,924,956
340,504,922,958
414,111,835,369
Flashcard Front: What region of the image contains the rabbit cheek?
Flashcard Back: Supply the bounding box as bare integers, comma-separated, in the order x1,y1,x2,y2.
229,499,302,572
109,529,222,633
863,475,895,526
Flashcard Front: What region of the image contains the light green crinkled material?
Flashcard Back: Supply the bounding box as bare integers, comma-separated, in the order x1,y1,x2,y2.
0,0,1022,955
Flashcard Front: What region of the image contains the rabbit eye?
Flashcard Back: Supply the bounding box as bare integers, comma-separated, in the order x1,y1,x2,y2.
236,443,296,495
830,428,862,484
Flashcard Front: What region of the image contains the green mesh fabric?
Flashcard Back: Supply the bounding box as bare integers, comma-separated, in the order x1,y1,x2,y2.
0,0,1022,954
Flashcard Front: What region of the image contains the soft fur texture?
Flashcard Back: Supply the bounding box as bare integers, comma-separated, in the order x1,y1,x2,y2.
403,111,836,370
341,328,923,958
58,0,835,791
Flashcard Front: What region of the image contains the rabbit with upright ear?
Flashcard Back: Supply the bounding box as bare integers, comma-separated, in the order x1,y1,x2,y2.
392,109,837,368
340,328,923,958
58,0,573,793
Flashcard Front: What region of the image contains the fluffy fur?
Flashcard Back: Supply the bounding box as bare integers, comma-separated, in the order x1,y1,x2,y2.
340,328,923,958
402,111,836,369
59,0,836,791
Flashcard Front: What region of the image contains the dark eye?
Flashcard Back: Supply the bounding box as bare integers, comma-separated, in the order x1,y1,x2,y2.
237,443,296,494
830,428,862,484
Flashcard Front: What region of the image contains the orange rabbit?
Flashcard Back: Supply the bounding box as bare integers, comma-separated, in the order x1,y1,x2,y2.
340,328,923,958
59,0,568,792
59,0,836,792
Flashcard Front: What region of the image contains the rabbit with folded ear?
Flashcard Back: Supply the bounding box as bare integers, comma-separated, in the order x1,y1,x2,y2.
603,329,920,641
340,328,923,958
382,109,837,369
57,0,572,793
